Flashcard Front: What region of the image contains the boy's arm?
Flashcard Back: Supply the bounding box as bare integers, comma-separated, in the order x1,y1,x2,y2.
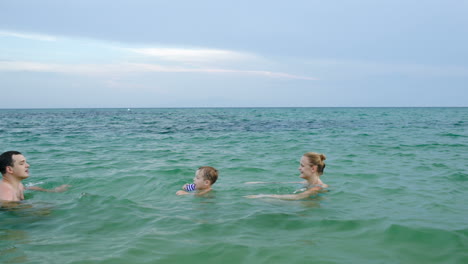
194,188,211,196
176,188,212,196
27,184,70,193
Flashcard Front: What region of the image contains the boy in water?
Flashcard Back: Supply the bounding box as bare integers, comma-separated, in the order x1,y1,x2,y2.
176,166,218,196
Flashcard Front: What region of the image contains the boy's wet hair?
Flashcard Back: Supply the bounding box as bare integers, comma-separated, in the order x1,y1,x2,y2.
198,166,218,185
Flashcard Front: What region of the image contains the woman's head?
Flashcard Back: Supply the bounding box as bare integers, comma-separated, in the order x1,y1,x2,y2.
302,152,326,175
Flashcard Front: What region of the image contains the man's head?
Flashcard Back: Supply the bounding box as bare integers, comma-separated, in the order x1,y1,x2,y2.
0,151,30,178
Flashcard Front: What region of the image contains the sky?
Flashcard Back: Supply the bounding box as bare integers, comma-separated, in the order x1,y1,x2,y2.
1,0,467,108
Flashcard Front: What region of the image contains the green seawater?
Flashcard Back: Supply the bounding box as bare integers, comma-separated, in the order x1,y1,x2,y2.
1,107,467,264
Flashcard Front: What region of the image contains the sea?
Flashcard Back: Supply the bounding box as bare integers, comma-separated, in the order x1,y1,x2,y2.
1,107,467,264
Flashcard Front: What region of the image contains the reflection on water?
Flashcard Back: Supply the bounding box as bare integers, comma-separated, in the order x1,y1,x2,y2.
1,202,53,217
1,202,33,212
0,229,29,263
1,202,57,263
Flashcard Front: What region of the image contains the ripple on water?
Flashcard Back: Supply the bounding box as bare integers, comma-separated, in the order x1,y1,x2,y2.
381,224,468,263
446,172,468,182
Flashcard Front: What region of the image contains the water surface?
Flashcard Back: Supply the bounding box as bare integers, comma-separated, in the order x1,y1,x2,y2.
1,107,467,263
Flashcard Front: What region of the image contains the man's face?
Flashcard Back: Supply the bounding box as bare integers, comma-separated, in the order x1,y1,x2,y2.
9,154,30,179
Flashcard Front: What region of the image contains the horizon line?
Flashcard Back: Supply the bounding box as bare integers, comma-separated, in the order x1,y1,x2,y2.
1,106,467,110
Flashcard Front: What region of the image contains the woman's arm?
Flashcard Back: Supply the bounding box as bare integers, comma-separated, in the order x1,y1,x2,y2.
244,181,304,184
245,186,321,200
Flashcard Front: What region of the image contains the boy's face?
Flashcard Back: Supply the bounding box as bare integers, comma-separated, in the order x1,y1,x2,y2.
193,169,210,190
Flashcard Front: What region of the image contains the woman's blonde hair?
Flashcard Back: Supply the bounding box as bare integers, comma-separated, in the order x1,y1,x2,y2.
303,152,326,175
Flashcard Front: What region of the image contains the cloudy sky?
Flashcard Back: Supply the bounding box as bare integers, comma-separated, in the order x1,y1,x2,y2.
1,0,467,108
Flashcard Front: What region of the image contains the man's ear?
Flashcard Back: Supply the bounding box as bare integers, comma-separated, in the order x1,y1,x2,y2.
204,179,211,186
6,166,14,174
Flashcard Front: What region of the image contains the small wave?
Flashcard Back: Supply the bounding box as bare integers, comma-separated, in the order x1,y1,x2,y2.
446,172,468,182
382,224,467,262
401,143,466,149
25,181,45,187
234,167,269,173
438,132,467,138
432,163,449,168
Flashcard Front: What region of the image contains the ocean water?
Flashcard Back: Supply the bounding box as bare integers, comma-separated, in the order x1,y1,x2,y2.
0,107,467,264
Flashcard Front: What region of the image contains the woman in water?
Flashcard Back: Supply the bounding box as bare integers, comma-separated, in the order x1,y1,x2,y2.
245,152,328,200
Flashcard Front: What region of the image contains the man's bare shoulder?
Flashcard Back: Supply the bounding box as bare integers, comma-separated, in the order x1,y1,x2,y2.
0,180,11,191
0,181,15,201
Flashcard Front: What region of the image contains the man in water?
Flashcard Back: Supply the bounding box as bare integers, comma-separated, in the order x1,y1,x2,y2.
0,150,69,202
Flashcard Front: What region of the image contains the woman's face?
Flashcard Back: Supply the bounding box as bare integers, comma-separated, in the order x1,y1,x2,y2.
298,156,315,179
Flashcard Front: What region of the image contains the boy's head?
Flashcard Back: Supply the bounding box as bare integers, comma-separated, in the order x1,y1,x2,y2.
193,166,218,189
